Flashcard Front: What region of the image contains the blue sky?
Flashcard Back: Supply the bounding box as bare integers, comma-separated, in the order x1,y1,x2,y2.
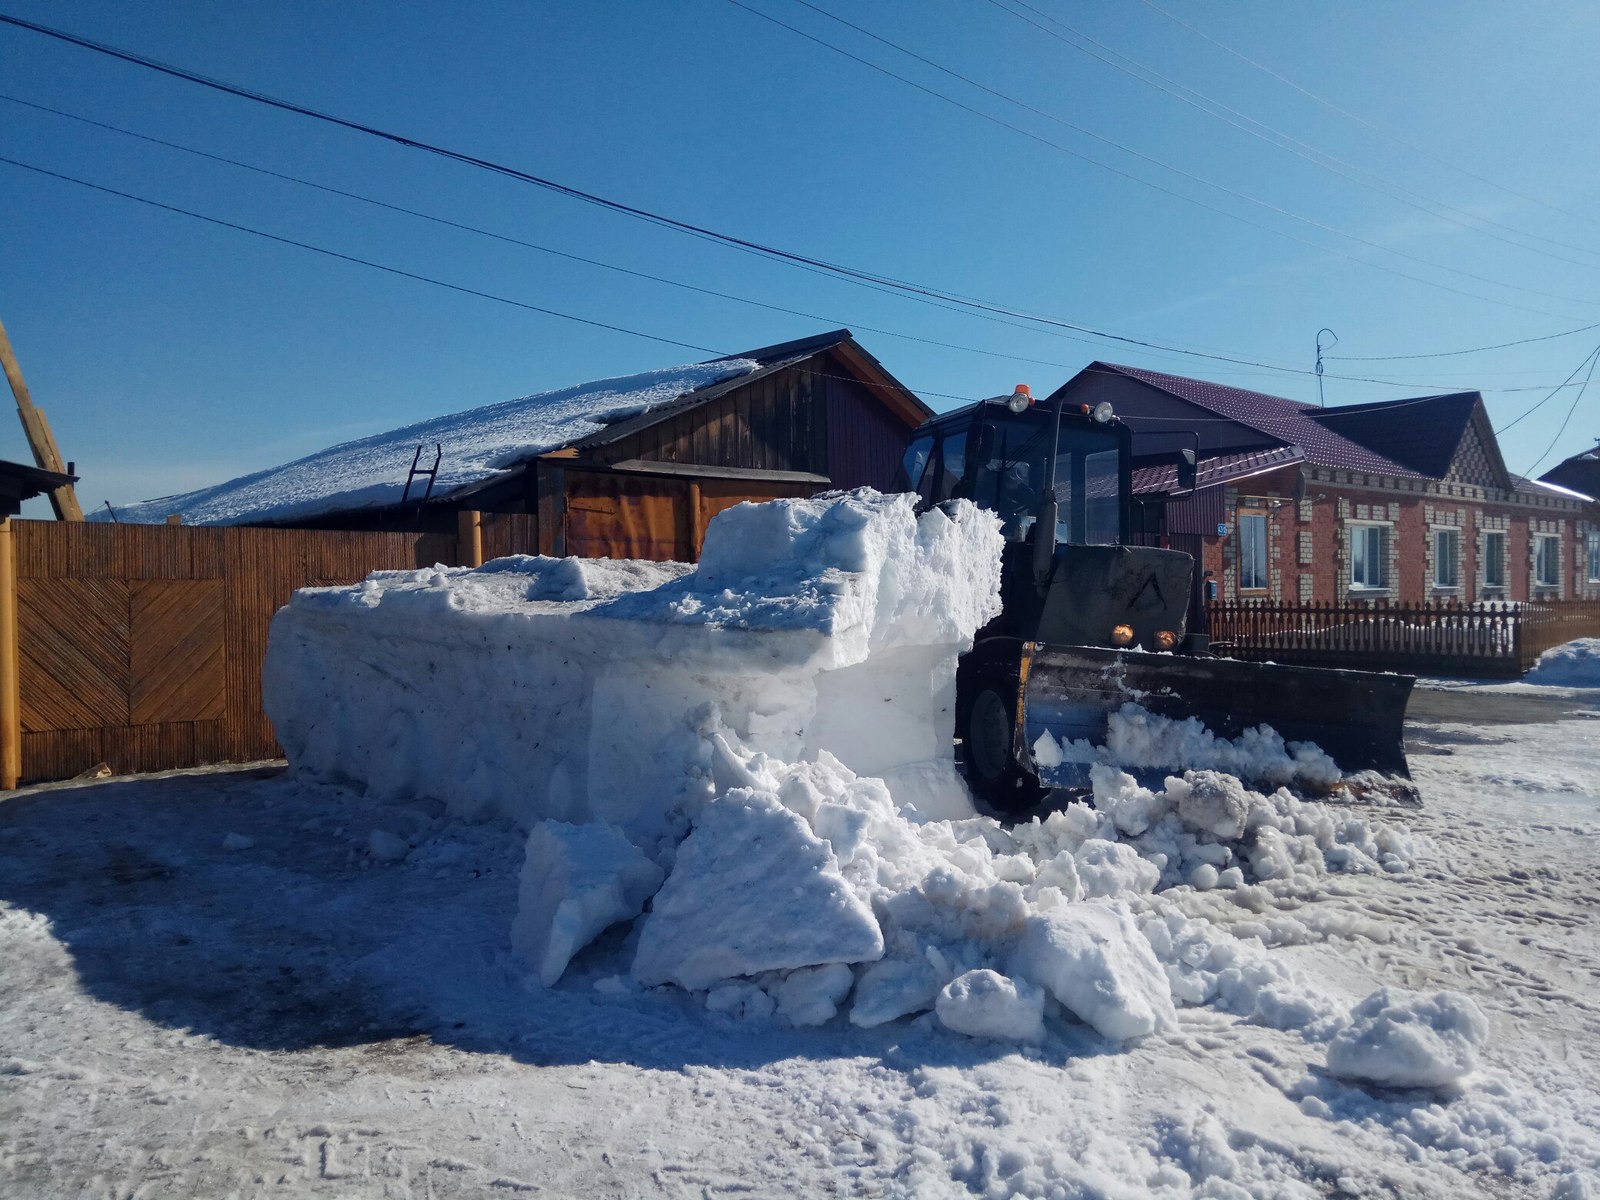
3,1,1600,516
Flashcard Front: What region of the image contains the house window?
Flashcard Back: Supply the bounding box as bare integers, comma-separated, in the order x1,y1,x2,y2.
1535,534,1561,588
1484,531,1506,588
1433,529,1460,589
1238,509,1268,592
1349,524,1388,590
1588,532,1600,583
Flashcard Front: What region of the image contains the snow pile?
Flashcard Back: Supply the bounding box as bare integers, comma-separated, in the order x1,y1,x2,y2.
1035,703,1343,791
508,727,1420,1050
1524,637,1600,687
1325,987,1489,1089
106,359,760,525
264,489,1004,836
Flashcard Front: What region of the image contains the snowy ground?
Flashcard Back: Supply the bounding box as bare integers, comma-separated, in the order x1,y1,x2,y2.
2,682,1597,1198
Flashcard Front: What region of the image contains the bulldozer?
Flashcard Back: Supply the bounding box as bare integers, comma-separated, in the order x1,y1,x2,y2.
896,385,1414,812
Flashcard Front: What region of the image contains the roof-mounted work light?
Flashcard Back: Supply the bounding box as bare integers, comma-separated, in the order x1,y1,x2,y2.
1007,384,1032,414
1091,401,1115,423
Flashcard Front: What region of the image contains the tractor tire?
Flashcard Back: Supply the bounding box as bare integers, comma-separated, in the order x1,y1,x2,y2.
960,684,1047,816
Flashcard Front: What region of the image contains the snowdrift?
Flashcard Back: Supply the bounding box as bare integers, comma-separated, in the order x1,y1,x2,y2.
265,487,1448,1052
264,489,1005,837
1525,637,1600,687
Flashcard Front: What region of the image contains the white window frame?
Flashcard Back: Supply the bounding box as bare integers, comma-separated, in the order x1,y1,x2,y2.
1535,534,1561,589
1483,530,1506,589
1433,528,1461,590
1588,531,1600,583
1348,523,1389,591
1238,509,1269,593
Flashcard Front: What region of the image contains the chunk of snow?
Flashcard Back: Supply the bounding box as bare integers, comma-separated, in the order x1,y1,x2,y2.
704,982,776,1021
1010,904,1176,1042
366,829,410,862
263,490,1003,837
511,821,664,988
1326,987,1489,1089
221,832,253,851
1525,638,1600,687
773,963,855,1027
935,969,1045,1043
1074,839,1159,898
631,790,883,991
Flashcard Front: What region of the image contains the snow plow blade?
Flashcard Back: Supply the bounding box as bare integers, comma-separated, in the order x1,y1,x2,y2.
1018,645,1414,787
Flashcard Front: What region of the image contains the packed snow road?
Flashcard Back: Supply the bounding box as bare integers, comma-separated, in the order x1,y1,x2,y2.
1,682,1597,1199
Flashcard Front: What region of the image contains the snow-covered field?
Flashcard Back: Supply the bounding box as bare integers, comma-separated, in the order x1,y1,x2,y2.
2,689,1596,1198
4,499,1599,1199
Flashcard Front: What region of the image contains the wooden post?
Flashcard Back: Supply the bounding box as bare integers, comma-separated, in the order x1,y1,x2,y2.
687,481,704,561
0,517,19,789
0,316,84,522
457,509,483,568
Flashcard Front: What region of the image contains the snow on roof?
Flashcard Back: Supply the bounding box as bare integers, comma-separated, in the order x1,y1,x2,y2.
107,359,762,526
1512,474,1595,503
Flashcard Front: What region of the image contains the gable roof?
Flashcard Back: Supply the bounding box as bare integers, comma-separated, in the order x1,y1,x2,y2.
1541,443,1600,498
101,330,926,527
1308,391,1510,488
1090,362,1423,478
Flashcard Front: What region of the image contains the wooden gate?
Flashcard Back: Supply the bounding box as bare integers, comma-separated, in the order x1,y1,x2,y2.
1,520,458,784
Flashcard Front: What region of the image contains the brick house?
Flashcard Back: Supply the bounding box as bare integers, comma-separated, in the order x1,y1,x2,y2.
1043,363,1600,610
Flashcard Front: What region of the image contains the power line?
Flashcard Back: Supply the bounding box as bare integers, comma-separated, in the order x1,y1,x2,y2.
985,0,1600,270
1494,342,1600,436
1137,0,1600,232
1329,321,1600,362
7,145,1596,403
1524,346,1600,476
738,0,1598,314
5,5,1592,403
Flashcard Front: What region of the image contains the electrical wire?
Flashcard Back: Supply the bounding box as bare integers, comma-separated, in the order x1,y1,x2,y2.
1137,0,1600,231
985,0,1600,267
735,0,1598,313
6,144,1596,402
1328,321,1600,362
1494,342,1600,436
1524,346,1600,476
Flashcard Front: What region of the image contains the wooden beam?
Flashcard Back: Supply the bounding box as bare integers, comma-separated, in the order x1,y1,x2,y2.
0,517,19,788
457,509,484,568
0,317,84,521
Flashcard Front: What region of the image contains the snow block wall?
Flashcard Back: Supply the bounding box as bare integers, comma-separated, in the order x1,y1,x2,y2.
263,489,1005,839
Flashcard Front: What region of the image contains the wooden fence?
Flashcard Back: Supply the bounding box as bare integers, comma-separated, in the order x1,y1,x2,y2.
0,516,508,787
1207,598,1600,677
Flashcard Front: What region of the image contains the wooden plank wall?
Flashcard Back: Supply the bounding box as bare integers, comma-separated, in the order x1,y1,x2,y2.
10,521,465,783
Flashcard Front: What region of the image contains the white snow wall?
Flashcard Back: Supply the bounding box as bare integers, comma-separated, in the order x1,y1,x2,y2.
263,490,1005,839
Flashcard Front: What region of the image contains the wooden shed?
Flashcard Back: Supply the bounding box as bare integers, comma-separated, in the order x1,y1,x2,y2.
451,329,931,560
121,329,932,565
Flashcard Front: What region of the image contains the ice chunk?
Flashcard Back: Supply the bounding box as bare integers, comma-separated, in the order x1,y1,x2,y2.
1325,987,1489,1088
704,982,775,1021
1170,770,1251,840
1010,904,1176,1042
512,821,664,988
631,790,884,991
367,829,409,862
849,957,943,1028
1074,839,1160,897
773,963,855,1027
935,969,1045,1043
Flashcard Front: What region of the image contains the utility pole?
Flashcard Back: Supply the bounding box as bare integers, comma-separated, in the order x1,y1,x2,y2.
1315,328,1338,409
0,316,83,521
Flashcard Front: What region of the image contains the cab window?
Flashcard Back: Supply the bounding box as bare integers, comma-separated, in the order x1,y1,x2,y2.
897,435,933,493
936,432,968,502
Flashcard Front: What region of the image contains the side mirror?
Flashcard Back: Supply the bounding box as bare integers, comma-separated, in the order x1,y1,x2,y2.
1177,449,1197,492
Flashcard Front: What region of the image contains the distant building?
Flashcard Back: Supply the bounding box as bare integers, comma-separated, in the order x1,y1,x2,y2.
107,330,931,562
1044,363,1599,611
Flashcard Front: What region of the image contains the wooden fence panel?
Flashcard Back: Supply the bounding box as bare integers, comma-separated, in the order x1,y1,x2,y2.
8,519,451,784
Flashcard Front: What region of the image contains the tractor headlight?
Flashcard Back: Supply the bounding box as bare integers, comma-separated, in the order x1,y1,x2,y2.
1110,624,1135,646
1092,401,1114,423
1155,629,1178,650
1007,384,1033,413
